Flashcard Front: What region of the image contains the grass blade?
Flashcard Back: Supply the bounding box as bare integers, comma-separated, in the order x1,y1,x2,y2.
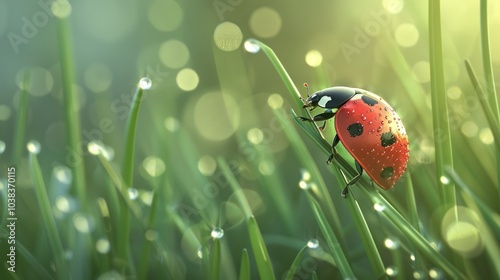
464,60,500,153
285,244,310,280
428,0,456,205
247,215,275,280
29,147,70,279
57,15,86,207
210,238,221,280
239,248,250,280
305,190,355,278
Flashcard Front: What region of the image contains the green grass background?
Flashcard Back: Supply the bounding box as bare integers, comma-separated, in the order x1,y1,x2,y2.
0,0,499,279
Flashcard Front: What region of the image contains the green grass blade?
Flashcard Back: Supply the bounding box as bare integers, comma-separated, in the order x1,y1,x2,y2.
239,248,250,280
57,15,86,207
118,80,148,274
29,148,70,279
285,244,309,280
428,0,456,205
12,70,30,165
247,215,275,280
305,190,355,278
210,238,221,280
479,0,500,203
138,191,159,280
464,60,500,153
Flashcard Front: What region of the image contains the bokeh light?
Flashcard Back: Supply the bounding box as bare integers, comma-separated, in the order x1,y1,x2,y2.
395,23,419,47
213,22,243,52
176,68,199,91
249,7,282,38
159,40,190,69
148,0,183,32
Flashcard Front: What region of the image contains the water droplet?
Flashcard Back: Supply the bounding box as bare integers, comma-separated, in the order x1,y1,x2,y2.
410,253,415,261
244,39,261,53
369,121,373,124
301,169,311,182
386,266,398,276
374,203,386,212
27,140,41,154
370,109,374,112
0,140,5,154
211,227,224,239
197,246,203,259
307,239,319,249
298,180,311,190
139,77,152,90
96,238,110,254
88,141,103,155
429,268,444,279
354,101,357,104
439,176,450,185
351,109,355,113
128,188,139,200
384,237,400,250
53,165,72,184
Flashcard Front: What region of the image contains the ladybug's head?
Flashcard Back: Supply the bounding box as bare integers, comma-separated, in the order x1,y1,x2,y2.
302,87,357,109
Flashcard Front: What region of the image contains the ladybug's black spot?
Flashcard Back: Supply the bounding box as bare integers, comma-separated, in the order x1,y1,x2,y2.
347,123,363,137
361,95,378,106
380,167,394,178
381,131,397,147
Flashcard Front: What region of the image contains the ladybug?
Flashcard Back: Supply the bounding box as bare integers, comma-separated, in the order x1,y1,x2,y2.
299,85,409,197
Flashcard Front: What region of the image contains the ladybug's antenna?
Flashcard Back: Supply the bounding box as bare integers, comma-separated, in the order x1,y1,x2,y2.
303,83,310,98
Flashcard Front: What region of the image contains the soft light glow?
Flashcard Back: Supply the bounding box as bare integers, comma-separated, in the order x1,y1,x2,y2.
51,0,72,18
176,68,199,91
249,7,282,38
84,63,113,93
198,155,216,176
159,40,190,69
213,22,243,51
461,121,478,138
247,128,264,144
194,92,240,141
305,50,323,67
96,238,110,254
142,156,166,177
27,140,41,154
411,61,430,83
267,93,284,109
148,0,183,32
479,128,494,145
395,23,419,47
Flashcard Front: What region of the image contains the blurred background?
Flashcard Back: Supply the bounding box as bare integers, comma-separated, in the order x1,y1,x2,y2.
0,0,499,279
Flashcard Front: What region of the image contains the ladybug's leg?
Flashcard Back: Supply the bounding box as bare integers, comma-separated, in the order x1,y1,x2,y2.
341,161,363,198
299,109,335,123
326,134,340,164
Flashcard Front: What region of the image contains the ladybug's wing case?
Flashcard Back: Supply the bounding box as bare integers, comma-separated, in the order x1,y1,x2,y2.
334,91,409,190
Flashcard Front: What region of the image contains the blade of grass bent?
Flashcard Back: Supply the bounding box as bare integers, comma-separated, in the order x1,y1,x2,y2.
30,151,70,279
285,244,310,280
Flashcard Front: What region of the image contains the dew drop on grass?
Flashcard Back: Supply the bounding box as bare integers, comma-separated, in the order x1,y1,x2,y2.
429,268,444,279
307,239,319,249
298,180,310,190
27,140,41,154
197,246,203,259
0,140,5,154
410,253,415,261
439,176,450,185
374,202,386,212
244,39,261,53
211,227,224,239
87,141,103,155
386,266,398,277
384,237,400,250
139,77,152,90
128,188,139,200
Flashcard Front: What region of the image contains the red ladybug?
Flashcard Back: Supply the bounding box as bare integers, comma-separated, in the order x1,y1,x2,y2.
300,86,409,197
